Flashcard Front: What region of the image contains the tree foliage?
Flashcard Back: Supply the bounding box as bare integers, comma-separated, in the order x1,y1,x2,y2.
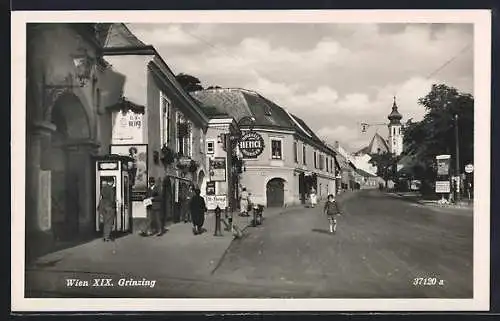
369,152,399,186
403,83,474,181
175,73,204,92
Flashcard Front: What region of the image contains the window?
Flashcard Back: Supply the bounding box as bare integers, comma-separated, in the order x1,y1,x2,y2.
199,128,204,154
293,141,298,163
319,154,324,170
302,145,307,164
160,92,170,147
331,158,334,173
176,112,191,157
326,156,329,172
207,140,215,154
271,139,282,160
313,151,317,168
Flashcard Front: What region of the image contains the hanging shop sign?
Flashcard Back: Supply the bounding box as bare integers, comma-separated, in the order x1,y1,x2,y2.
209,157,226,182
436,154,451,176
465,164,474,173
238,131,265,158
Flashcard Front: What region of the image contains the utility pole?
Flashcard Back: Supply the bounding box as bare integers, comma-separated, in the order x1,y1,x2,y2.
454,114,461,202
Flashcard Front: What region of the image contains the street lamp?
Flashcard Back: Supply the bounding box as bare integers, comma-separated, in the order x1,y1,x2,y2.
72,47,96,87
44,46,97,90
454,114,461,202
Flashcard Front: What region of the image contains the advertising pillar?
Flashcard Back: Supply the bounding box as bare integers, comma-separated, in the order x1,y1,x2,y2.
435,154,451,202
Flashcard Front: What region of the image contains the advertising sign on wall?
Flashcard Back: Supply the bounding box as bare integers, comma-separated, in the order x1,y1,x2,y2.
239,131,265,158
435,181,451,193
206,195,227,210
110,144,148,200
209,157,226,182
436,154,451,176
206,181,216,195
112,110,143,143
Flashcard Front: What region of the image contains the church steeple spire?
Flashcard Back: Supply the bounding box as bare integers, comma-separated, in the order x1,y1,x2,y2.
388,96,402,125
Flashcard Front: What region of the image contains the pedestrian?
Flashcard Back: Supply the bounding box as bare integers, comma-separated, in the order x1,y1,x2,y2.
189,188,207,235
97,177,117,242
182,184,194,223
142,177,164,237
309,187,317,208
240,187,250,217
323,194,342,234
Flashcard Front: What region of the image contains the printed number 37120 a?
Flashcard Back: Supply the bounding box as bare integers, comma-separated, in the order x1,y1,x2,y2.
412,277,445,286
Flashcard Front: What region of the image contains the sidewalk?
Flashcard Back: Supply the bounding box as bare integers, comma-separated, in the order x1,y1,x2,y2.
389,192,473,210
26,204,305,295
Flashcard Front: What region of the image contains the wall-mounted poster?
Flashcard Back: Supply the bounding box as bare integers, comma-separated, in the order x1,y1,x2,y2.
436,154,451,176
111,110,144,144
209,157,226,182
110,144,148,200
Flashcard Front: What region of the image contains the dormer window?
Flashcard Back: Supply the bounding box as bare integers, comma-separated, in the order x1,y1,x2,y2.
265,106,272,116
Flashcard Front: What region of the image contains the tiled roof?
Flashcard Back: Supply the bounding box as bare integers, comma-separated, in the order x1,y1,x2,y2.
190,88,295,129
104,23,146,48
335,151,350,170
355,132,390,155
355,168,377,177
191,88,338,156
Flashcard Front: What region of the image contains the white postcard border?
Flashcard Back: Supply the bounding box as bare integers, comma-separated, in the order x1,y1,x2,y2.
11,9,491,312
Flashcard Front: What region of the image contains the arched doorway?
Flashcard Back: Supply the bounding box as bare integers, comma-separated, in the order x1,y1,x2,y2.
266,178,286,207
49,93,91,241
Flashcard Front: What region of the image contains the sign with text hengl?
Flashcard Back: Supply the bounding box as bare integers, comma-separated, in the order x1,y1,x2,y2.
209,157,226,182
239,131,265,158
436,154,451,176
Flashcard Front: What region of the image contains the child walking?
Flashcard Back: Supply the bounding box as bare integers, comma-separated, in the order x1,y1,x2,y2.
323,194,342,234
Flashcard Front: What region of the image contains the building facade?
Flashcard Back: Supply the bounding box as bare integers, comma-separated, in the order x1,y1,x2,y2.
202,115,242,212
25,23,125,258
191,88,338,208
100,24,209,225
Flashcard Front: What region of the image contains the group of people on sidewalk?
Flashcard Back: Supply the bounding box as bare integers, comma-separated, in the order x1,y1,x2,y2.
140,177,209,236
97,177,209,241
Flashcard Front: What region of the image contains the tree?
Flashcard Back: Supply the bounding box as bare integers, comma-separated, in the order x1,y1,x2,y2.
175,73,204,92
402,83,474,192
369,152,399,188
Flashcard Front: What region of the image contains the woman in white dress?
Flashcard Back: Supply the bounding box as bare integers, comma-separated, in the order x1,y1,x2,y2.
240,187,250,216
309,187,317,208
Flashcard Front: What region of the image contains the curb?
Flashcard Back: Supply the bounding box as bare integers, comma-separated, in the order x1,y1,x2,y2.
389,192,473,210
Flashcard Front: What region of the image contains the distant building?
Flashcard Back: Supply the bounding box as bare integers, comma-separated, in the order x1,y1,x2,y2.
387,97,403,156
355,97,404,157
191,88,338,208
330,141,357,192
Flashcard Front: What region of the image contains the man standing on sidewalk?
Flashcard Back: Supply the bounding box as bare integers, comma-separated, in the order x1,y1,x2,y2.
189,188,207,235
142,177,165,237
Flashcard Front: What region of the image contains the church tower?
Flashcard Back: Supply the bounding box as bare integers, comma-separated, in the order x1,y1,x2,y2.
387,97,403,156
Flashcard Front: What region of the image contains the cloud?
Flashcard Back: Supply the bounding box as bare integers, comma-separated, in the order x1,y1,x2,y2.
129,24,199,47
121,23,473,152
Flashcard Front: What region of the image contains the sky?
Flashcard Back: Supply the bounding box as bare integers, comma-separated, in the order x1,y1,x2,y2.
127,23,473,152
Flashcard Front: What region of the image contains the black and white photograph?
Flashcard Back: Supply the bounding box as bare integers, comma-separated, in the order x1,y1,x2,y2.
12,10,491,312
